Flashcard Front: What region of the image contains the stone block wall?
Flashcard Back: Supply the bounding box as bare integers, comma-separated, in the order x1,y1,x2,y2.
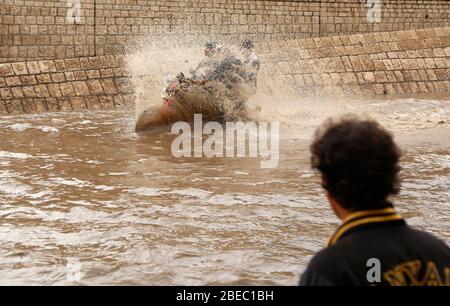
319,0,450,36
1,0,450,63
0,0,96,63
1,26,449,115
258,26,450,97
0,54,133,114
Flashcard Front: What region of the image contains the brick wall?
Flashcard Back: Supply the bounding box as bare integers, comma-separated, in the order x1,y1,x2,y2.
1,0,450,63
0,0,96,63
319,0,450,36
1,26,449,115
258,27,450,98
0,54,133,114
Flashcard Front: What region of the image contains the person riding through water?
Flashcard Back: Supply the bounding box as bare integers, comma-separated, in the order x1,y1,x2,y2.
214,39,261,116
191,41,244,87
201,39,261,118
137,40,260,130
177,40,259,120
190,41,222,83
239,39,260,88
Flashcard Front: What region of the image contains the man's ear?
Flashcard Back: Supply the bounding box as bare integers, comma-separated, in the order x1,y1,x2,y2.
326,191,336,207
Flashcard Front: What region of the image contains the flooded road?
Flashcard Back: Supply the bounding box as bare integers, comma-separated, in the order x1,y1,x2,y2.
0,97,449,285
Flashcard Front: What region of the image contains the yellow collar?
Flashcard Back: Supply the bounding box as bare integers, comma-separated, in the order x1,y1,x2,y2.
342,207,396,223
328,207,403,246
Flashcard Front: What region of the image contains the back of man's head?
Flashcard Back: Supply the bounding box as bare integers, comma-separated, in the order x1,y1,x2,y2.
310,116,401,211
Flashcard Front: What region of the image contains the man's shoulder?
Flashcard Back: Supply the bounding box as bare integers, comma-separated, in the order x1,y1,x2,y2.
299,246,349,286
307,243,347,271
402,226,450,253
333,224,450,258
406,226,447,242
301,225,450,286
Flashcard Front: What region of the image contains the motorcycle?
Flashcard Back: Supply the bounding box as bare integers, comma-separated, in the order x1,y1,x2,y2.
135,62,256,132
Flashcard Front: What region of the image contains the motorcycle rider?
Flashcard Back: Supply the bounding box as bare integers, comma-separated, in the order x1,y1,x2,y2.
201,40,260,117
239,39,260,88
176,40,256,120
190,41,222,83
191,41,244,85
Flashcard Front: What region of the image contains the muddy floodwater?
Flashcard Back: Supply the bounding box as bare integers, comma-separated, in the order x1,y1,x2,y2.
0,97,449,285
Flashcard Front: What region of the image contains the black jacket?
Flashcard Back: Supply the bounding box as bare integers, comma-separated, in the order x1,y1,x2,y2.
300,207,450,286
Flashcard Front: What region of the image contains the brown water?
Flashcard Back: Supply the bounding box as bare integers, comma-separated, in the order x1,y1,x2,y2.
0,97,449,285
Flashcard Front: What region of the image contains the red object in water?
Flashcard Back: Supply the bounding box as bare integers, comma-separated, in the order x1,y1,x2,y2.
163,97,174,107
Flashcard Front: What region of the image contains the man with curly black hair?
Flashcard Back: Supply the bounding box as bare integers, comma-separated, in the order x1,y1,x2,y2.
300,116,450,286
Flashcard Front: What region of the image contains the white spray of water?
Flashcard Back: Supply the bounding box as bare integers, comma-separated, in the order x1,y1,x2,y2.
126,37,205,120
125,36,450,144
125,36,343,131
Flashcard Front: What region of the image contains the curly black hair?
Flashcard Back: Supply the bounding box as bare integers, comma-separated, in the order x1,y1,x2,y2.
310,116,402,211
